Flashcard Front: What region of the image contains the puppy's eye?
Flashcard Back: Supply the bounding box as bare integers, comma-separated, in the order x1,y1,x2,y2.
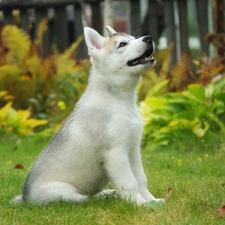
118,42,127,48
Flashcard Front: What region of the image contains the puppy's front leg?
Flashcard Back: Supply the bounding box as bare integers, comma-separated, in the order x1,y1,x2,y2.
104,147,146,205
130,148,165,203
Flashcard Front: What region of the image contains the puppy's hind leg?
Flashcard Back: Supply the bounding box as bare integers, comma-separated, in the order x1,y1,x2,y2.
28,181,88,204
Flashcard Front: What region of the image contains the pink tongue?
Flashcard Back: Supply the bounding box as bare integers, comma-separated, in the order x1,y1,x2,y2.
141,57,155,64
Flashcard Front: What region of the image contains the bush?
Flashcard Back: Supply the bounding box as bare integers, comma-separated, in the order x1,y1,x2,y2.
140,76,225,145
0,25,90,122
0,91,47,136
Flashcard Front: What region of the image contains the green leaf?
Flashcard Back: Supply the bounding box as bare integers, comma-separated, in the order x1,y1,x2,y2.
208,101,225,115
205,112,225,133
165,93,192,105
169,119,197,128
165,103,186,113
188,84,205,102
205,83,214,99
152,132,170,145
143,97,167,109
194,105,205,118
144,201,165,210
149,109,173,121
215,92,225,105
146,79,169,97
173,110,192,120
192,121,209,137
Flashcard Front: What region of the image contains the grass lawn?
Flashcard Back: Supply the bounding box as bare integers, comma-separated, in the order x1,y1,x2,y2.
0,132,225,225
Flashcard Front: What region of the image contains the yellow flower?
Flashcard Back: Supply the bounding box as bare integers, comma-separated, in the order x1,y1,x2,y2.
169,120,179,127
177,159,182,166
205,154,209,158
5,160,12,165
57,101,66,111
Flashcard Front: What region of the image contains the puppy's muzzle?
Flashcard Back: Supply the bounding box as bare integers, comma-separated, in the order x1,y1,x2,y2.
142,35,152,44
127,35,155,67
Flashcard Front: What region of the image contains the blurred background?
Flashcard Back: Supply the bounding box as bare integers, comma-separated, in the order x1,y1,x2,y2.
0,0,224,142
0,0,224,60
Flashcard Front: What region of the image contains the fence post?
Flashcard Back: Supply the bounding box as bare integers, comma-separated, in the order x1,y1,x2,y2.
164,0,177,67
144,0,159,43
74,3,87,59
177,0,189,54
20,9,29,33
130,0,140,35
55,5,68,52
104,0,113,35
3,10,14,25
91,1,103,35
213,0,224,56
195,0,209,55
35,7,49,57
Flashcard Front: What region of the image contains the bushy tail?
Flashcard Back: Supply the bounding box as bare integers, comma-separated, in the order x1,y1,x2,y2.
11,195,24,204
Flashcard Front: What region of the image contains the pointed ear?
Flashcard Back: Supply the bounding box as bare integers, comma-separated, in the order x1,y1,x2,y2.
105,26,117,36
84,27,105,52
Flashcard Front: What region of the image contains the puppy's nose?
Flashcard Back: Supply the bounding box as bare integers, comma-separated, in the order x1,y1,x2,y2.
142,35,152,43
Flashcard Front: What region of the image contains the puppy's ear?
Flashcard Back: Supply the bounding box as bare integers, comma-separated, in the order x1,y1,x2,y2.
84,27,105,57
105,26,117,36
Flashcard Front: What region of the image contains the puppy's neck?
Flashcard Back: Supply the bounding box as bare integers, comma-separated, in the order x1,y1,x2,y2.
88,66,140,102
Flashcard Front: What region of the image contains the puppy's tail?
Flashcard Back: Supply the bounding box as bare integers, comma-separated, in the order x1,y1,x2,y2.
10,195,24,205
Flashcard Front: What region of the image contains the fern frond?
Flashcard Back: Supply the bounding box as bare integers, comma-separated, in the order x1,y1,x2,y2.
62,35,84,59
170,53,192,90
55,35,84,77
2,25,31,65
158,42,174,80
34,18,48,46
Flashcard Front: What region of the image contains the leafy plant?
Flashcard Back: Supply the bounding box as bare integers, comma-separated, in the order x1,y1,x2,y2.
28,93,57,119
1,25,31,65
140,76,225,145
0,90,14,107
0,24,89,122
0,101,47,136
139,46,225,103
138,43,173,100
193,55,225,85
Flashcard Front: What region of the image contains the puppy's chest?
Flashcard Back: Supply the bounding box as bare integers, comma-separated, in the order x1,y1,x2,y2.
108,104,142,139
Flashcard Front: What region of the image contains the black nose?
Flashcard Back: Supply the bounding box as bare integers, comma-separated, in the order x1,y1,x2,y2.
142,35,152,43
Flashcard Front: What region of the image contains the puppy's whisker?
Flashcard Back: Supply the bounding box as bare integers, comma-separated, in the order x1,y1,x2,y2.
154,46,159,55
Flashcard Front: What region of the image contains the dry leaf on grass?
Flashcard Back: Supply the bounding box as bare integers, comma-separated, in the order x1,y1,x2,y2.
216,205,225,216
14,164,25,170
165,188,173,201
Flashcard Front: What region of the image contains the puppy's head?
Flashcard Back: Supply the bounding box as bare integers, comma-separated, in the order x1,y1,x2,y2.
84,26,156,76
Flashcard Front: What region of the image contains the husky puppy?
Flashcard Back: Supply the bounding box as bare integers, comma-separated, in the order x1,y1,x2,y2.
12,26,164,205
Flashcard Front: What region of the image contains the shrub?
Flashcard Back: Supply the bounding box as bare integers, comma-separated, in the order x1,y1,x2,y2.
0,25,89,122
0,91,47,136
140,76,225,145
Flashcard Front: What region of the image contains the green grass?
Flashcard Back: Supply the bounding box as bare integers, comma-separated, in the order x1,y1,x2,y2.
0,132,225,225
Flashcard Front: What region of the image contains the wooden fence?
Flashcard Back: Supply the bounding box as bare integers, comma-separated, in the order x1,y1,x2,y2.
0,0,224,61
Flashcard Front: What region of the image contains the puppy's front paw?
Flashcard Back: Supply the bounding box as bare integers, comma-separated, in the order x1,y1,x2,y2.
153,198,165,203
124,193,147,205
135,196,147,205
144,199,165,209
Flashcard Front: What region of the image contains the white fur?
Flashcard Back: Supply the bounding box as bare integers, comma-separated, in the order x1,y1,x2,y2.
12,26,164,205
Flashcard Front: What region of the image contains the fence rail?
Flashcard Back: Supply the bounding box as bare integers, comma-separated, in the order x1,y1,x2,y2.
0,0,224,61
0,0,101,9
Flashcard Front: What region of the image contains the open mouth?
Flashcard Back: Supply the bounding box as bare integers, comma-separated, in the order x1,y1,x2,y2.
127,48,155,67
